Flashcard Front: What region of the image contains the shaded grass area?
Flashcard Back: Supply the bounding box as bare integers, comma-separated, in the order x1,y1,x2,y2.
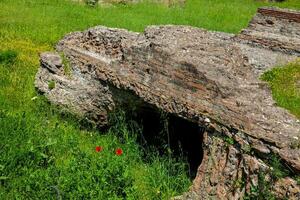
0,102,191,199
1,0,300,199
261,60,300,119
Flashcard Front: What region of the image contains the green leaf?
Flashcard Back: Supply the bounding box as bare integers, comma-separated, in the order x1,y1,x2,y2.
0,176,9,180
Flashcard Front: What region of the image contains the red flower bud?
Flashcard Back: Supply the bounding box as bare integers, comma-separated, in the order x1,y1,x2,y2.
115,148,123,156
95,146,103,152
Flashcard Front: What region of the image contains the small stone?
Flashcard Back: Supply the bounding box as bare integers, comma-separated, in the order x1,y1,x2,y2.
204,118,211,123
293,136,299,140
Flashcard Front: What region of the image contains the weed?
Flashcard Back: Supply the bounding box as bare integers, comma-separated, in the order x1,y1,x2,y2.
61,53,72,77
269,154,289,180
241,144,252,154
244,154,291,199
232,178,244,190
224,136,235,145
296,176,300,185
245,170,276,200
48,80,56,90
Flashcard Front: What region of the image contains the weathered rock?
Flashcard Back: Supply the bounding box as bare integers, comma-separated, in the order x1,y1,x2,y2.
35,7,300,199
36,52,114,124
191,131,268,199
236,7,300,56
273,177,300,199
279,148,300,171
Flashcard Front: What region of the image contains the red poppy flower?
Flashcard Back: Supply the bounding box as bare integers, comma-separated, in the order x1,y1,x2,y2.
95,146,103,152
115,148,123,156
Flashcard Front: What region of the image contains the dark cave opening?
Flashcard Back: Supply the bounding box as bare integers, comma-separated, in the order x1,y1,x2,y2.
168,115,204,178
131,106,204,179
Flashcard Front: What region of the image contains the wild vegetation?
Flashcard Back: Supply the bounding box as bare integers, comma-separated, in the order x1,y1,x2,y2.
262,60,300,118
0,0,299,199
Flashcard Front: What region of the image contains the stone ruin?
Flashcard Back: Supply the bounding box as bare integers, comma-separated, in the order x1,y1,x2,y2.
35,7,300,199
74,0,185,7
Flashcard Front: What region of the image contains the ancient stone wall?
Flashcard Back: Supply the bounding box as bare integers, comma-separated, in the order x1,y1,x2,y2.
236,7,300,56
35,7,300,199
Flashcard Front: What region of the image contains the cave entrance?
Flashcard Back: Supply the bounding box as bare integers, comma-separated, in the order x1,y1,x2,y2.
131,105,204,179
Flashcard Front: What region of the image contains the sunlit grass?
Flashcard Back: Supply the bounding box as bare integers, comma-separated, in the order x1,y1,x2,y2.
261,60,300,118
0,0,299,198
0,0,299,45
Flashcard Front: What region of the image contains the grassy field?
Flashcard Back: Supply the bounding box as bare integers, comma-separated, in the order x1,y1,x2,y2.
0,0,300,199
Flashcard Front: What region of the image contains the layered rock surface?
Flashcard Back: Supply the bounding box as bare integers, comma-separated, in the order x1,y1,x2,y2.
236,7,300,56
35,7,300,199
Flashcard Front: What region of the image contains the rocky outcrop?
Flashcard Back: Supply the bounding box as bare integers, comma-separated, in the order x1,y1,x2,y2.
35,7,300,199
236,7,300,56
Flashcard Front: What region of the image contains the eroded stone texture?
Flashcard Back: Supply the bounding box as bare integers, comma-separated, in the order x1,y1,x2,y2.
273,177,300,199
190,131,268,199
236,7,300,56
189,129,299,200
35,7,300,199
37,52,115,124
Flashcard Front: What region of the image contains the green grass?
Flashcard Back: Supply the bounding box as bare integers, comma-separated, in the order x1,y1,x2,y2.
0,103,191,199
0,0,300,199
48,80,56,90
0,50,18,64
1,0,299,46
261,60,300,118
